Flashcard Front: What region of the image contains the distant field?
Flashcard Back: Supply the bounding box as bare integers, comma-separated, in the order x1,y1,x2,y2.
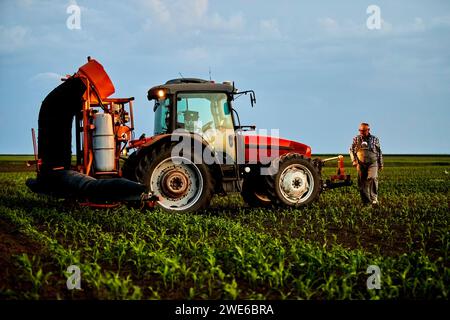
0,155,448,299
0,155,77,172
317,154,450,167
2,154,449,171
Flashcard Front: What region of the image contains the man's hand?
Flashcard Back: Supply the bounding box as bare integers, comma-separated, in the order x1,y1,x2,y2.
352,160,358,167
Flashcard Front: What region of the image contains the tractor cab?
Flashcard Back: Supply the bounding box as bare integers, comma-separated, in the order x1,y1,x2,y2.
148,79,242,165
149,79,237,131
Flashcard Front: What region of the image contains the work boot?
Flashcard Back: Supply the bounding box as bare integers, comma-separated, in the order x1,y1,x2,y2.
361,200,371,207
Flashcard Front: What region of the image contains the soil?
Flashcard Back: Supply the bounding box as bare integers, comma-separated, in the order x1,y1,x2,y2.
0,219,41,297
0,218,68,299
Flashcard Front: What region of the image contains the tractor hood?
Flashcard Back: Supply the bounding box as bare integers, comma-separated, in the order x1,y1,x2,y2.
243,134,311,164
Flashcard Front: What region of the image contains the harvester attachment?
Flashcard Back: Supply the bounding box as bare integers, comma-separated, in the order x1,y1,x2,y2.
25,57,147,206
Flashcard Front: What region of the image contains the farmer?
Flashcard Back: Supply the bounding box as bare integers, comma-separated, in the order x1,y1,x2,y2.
349,123,384,205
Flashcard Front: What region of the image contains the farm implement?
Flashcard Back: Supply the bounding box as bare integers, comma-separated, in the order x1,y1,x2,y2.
26,57,351,212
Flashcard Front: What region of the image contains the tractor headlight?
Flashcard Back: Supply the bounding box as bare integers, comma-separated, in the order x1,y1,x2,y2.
157,89,166,99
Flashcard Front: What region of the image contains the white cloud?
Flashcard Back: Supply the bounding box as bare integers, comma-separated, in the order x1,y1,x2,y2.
316,16,398,37
141,0,244,33
182,47,209,62
413,17,425,31
0,25,28,53
17,0,34,8
259,19,281,38
30,72,64,83
375,18,393,34
145,0,171,23
318,17,339,31
431,15,450,28
187,0,208,19
209,12,244,32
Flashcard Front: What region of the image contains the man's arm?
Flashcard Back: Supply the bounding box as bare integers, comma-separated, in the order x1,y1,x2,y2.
349,136,358,166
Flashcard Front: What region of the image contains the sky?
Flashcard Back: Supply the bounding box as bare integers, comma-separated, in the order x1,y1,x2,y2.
0,0,449,154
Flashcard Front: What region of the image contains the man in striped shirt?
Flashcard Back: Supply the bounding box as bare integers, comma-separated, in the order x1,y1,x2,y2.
349,123,384,205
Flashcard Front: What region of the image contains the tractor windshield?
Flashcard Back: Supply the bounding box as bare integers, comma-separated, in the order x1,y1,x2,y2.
176,93,233,133
176,92,236,161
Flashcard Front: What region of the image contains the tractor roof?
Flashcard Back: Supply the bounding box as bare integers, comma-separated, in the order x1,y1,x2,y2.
147,78,235,100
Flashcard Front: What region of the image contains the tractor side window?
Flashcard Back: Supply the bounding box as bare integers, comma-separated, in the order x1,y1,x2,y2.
154,98,170,135
215,100,234,130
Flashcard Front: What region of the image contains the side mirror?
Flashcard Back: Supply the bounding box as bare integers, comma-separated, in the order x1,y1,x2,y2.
230,89,256,107
250,92,256,107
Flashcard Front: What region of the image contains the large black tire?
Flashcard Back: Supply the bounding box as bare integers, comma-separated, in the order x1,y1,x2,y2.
241,176,272,207
121,151,139,182
132,142,215,213
265,153,322,207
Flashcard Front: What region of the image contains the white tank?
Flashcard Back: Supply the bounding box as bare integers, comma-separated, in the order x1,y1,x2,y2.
93,113,115,171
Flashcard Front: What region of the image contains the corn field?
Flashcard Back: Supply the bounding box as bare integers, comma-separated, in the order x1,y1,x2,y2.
0,155,448,299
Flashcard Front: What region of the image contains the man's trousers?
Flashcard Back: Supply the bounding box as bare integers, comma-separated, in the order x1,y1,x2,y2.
357,163,378,204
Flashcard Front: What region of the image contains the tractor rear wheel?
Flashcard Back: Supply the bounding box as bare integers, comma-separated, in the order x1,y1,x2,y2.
134,143,214,213
266,153,322,207
241,177,272,207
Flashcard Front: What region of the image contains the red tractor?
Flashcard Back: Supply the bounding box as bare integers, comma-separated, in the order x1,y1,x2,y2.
27,58,351,212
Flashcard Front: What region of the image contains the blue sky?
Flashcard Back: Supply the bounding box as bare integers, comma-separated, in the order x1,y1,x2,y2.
0,0,449,154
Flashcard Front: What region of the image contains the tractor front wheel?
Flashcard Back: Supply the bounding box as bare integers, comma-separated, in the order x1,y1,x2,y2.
266,153,322,207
